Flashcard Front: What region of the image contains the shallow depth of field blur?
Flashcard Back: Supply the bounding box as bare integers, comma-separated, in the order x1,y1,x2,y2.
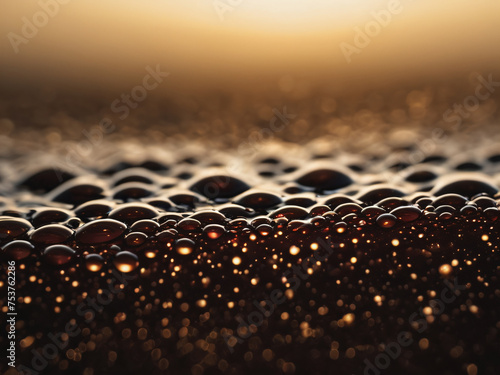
0,0,499,148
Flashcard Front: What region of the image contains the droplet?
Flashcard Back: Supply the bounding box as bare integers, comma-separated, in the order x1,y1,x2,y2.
390,206,421,222
2,240,34,260
108,203,159,224
404,169,438,183
234,191,283,209
113,251,139,272
0,217,33,240
85,254,104,272
357,186,406,205
284,196,317,208
432,194,468,209
189,210,227,225
124,232,147,247
376,213,397,228
112,182,153,201
176,218,202,232
376,197,408,210
296,168,353,191
257,224,273,236
32,208,71,227
129,219,160,234
30,224,74,245
175,238,195,255
203,224,226,240
111,167,156,186
334,203,363,216
74,200,115,221
43,245,76,266
48,179,106,205
75,219,127,244
18,168,75,193
269,205,308,220
432,174,498,197
190,175,250,199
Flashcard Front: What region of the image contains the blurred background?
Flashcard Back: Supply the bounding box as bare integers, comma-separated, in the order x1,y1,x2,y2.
0,0,499,145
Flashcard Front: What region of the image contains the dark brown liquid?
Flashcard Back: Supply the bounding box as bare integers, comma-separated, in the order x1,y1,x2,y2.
1,136,500,375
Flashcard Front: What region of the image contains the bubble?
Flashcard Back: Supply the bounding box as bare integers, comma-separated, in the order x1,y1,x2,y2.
30,224,74,245
0,217,33,240
360,206,385,218
269,205,308,220
296,168,353,191
125,232,148,247
74,200,115,221
190,175,250,199
32,208,72,227
112,182,153,201
48,179,106,205
432,174,498,197
334,203,363,216
404,169,438,183
235,191,283,210
168,192,201,207
111,167,156,186
376,213,397,228
109,203,159,224
129,219,160,234
203,224,225,240
432,194,467,209
376,197,408,210
17,168,75,193
219,204,255,219
323,194,361,209
75,219,127,244
357,186,406,205
2,240,34,260
85,253,104,272
189,211,227,225
257,224,273,236
176,218,202,232
284,196,317,208
471,196,496,209
113,251,139,273
43,244,76,266
390,206,421,222
175,238,195,255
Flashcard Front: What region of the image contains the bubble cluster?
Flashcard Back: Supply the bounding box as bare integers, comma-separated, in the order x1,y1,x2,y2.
1,139,500,375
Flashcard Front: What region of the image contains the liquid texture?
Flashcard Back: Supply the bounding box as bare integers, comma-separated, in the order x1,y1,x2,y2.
1,129,500,375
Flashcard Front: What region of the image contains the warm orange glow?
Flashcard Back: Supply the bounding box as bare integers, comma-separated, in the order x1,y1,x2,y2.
1,1,498,98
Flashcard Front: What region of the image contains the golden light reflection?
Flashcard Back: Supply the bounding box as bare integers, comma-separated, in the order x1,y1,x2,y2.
1,1,498,97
